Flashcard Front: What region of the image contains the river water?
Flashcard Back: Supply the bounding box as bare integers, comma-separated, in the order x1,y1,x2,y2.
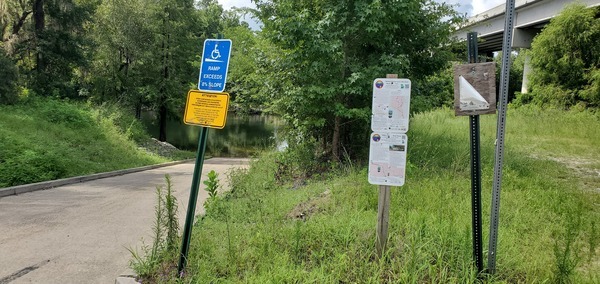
142,113,283,157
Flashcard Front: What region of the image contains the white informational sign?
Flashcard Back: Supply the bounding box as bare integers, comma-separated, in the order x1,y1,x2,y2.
368,132,408,186
371,78,411,133
459,76,489,111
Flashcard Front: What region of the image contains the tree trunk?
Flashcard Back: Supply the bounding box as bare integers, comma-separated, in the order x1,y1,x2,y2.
158,102,167,142
11,10,32,36
135,98,142,120
158,13,169,142
33,0,44,73
332,115,341,162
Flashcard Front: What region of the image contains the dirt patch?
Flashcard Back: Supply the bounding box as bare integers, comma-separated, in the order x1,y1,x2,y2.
531,154,600,194
286,190,331,221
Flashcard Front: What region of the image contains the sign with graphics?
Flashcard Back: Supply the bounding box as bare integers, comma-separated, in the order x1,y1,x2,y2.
369,78,411,186
198,39,232,93
368,132,407,186
453,62,496,116
371,78,411,133
183,90,229,129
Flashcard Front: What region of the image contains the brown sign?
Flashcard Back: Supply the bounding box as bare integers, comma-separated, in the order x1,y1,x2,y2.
453,62,496,116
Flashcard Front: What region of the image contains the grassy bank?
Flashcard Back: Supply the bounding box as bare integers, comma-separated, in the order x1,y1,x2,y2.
0,98,193,187
169,106,600,283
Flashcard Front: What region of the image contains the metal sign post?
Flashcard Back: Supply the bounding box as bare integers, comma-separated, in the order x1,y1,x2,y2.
454,33,496,274
178,127,209,276
466,32,484,273
178,38,232,276
488,0,516,274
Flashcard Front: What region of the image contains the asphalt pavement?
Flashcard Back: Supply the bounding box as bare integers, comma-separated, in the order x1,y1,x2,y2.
0,158,250,283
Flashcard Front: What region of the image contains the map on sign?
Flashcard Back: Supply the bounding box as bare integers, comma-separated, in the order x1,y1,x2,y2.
368,132,407,186
371,78,411,133
198,39,232,93
183,90,229,129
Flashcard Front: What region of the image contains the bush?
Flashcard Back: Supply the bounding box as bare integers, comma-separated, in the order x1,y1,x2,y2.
528,4,600,108
411,66,454,114
515,84,578,109
0,148,68,187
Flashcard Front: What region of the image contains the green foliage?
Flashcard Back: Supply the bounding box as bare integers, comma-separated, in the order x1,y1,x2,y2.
253,0,462,160
0,98,166,187
174,108,599,283
129,175,180,280
1,0,98,97
0,47,18,104
273,138,326,182
411,66,455,114
496,51,525,102
89,0,230,140
528,4,600,108
203,170,220,199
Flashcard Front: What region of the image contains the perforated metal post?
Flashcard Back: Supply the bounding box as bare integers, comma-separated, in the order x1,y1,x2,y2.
488,0,516,274
466,32,484,273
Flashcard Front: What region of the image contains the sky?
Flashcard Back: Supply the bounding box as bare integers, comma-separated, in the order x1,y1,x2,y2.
217,0,506,17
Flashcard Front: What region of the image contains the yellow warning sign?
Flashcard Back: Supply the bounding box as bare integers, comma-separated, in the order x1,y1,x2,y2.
183,90,229,129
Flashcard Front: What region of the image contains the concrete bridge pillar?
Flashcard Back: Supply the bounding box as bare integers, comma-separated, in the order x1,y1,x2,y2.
512,28,538,94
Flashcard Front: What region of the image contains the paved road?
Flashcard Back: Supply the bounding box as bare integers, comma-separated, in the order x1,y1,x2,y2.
0,158,250,284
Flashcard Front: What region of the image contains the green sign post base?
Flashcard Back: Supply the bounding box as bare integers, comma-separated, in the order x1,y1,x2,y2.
178,127,209,276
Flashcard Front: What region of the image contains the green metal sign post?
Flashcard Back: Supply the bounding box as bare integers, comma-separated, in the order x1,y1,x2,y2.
466,32,484,274
177,127,209,276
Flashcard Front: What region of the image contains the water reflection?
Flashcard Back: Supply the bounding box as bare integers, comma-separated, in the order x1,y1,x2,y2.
143,113,282,157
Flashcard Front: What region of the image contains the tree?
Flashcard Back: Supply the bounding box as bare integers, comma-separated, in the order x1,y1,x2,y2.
254,0,461,160
1,0,97,97
152,0,221,141
90,0,226,141
527,4,600,108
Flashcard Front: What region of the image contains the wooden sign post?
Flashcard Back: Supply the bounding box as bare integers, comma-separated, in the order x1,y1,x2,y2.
376,74,397,258
369,73,410,259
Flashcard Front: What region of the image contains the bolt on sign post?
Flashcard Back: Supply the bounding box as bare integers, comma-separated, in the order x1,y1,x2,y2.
368,74,411,258
488,0,517,274
178,39,232,277
453,32,496,274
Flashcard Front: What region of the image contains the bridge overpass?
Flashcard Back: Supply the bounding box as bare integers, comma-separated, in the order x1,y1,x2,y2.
455,0,600,55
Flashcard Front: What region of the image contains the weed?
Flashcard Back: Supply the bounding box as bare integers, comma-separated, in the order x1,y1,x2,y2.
174,108,600,283
129,175,179,281
203,170,220,199
553,210,583,284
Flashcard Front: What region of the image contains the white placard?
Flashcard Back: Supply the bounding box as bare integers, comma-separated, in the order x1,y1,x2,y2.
371,78,411,133
459,76,489,111
368,132,407,186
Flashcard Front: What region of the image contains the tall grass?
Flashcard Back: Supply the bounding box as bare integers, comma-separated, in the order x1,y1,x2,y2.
179,107,599,283
0,98,168,187
129,175,180,281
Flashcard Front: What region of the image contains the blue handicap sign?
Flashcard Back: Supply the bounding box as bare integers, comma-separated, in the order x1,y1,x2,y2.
198,39,232,92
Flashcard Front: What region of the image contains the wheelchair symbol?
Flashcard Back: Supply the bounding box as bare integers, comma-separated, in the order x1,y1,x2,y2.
211,44,221,60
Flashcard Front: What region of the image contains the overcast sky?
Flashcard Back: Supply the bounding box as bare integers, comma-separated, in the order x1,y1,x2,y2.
217,0,506,17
